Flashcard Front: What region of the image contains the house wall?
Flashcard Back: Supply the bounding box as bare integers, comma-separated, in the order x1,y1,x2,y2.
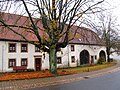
75,44,107,64
0,41,106,72
0,41,49,72
56,44,107,68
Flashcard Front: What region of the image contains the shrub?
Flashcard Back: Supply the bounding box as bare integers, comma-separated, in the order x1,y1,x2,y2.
62,70,66,72
97,57,105,64
27,69,35,72
110,58,113,62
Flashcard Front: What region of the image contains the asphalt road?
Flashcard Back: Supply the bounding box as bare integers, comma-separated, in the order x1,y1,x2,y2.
28,70,120,90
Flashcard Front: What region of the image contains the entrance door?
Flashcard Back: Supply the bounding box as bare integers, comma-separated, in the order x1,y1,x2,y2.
35,58,41,71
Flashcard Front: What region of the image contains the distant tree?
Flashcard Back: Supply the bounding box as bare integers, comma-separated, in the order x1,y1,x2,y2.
0,0,104,74
114,40,120,55
88,13,120,62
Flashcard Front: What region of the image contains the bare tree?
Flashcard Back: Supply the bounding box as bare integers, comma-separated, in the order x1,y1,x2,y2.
0,0,104,74
87,12,120,62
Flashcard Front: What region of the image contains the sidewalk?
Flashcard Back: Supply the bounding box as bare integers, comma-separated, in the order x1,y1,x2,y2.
0,63,120,90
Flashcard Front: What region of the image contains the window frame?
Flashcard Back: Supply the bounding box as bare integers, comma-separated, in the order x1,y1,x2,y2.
21,43,28,52
57,47,61,52
95,55,97,60
21,58,28,66
91,56,94,64
71,45,75,51
8,43,16,52
8,59,16,68
71,56,75,63
57,57,62,64
35,46,40,52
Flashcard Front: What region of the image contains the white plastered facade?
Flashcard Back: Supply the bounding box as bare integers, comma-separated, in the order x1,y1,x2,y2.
0,41,107,72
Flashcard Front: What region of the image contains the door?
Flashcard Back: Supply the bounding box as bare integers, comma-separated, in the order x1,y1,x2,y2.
35,58,41,71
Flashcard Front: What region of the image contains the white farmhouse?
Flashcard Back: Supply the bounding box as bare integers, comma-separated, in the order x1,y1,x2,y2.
0,13,107,72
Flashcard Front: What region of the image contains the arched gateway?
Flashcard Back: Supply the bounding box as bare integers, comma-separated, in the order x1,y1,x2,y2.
80,50,90,65
99,50,106,61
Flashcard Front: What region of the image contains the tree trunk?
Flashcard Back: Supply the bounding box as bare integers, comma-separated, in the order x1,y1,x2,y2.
49,45,57,74
106,47,110,62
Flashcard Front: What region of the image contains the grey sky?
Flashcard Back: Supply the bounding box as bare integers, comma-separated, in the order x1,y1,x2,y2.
105,0,120,24
1,0,120,25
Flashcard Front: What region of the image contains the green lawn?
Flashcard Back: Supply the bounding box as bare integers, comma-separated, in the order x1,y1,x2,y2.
58,62,117,73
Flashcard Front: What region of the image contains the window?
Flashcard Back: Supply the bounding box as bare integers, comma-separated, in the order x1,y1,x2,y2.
95,55,97,60
9,59,16,68
57,57,62,64
9,43,16,52
35,46,40,52
91,56,94,64
57,48,61,52
71,56,75,63
21,58,27,66
21,44,28,52
71,45,75,51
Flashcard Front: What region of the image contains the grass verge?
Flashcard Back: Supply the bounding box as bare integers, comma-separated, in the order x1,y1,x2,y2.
58,62,116,75
0,62,116,81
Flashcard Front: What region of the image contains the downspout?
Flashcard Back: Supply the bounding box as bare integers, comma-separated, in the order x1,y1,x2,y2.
2,45,4,72
67,44,70,67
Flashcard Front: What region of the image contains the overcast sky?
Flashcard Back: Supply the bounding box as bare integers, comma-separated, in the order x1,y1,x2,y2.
1,0,120,25
105,0,120,24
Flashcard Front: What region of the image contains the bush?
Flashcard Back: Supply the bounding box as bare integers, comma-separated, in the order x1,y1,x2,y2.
97,57,105,64
27,69,35,72
62,70,66,72
110,58,113,62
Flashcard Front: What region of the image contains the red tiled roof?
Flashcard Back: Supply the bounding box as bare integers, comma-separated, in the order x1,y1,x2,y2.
0,12,44,41
0,12,103,45
68,26,102,45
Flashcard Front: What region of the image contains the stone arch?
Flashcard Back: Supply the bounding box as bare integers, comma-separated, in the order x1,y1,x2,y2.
99,50,106,61
80,50,90,65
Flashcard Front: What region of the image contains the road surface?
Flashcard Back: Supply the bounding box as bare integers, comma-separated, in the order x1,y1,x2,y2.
28,69,120,90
